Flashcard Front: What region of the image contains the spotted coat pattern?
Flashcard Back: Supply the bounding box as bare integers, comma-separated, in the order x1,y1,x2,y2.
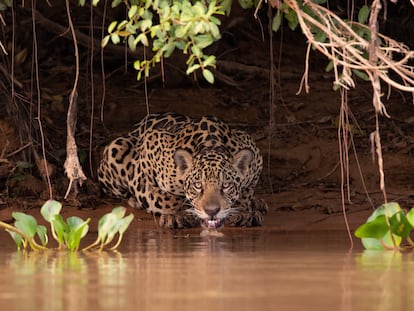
97,113,268,228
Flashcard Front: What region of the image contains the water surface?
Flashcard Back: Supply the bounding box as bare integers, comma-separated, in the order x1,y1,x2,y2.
0,229,412,311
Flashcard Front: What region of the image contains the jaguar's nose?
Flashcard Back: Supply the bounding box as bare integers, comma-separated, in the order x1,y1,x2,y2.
204,205,220,217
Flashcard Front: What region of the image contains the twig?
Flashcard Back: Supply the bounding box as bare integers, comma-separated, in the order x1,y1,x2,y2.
267,4,275,194
0,40,7,55
31,0,53,200
63,0,87,199
88,4,95,179
100,0,108,123
368,0,387,202
0,64,23,88
32,8,143,58
338,88,353,247
5,142,33,158
286,0,414,98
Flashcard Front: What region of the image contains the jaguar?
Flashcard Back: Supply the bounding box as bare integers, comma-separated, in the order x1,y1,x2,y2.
97,112,268,229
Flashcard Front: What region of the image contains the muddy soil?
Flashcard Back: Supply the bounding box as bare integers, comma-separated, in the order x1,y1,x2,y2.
1,6,414,232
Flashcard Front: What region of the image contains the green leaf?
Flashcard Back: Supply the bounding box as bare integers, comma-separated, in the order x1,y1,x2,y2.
193,1,206,16
36,225,48,246
193,22,206,35
13,212,38,239
128,35,137,51
361,232,402,250
354,215,389,239
389,211,413,238
163,42,175,58
186,64,201,75
67,217,90,251
111,206,127,219
150,24,161,38
102,215,119,245
175,26,187,38
0,0,12,10
174,40,186,50
111,0,122,8
406,208,414,227
355,202,404,250
52,215,69,245
108,21,118,34
358,5,370,24
117,214,134,235
101,35,110,48
313,29,326,43
125,23,138,35
194,35,214,49
352,69,370,81
209,23,221,39
191,45,202,58
238,0,253,9
6,230,23,249
209,16,221,26
153,38,164,50
111,34,121,45
128,5,138,19
133,60,141,70
203,55,216,67
144,0,152,9
285,9,298,31
104,207,127,242
202,69,214,84
368,202,401,222
117,20,128,31
312,29,326,50
67,216,84,229
221,0,232,15
325,60,334,72
135,33,149,47
272,11,282,33
40,200,62,222
98,213,117,242
141,19,152,32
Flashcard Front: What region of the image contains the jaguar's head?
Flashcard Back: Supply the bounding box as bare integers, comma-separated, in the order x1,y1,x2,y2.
174,147,253,229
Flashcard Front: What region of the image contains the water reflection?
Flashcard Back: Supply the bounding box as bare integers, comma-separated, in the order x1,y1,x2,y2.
0,230,413,311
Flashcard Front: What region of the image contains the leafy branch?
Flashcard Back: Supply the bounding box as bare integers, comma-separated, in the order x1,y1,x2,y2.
99,0,223,83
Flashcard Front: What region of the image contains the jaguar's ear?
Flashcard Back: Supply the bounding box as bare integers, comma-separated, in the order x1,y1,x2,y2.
174,149,193,175
233,149,253,177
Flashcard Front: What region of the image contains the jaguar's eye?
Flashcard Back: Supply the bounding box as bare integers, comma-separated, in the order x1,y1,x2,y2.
222,182,231,189
193,182,203,191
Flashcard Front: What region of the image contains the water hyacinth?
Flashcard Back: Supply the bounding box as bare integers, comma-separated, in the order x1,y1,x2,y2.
355,202,414,250
0,200,134,252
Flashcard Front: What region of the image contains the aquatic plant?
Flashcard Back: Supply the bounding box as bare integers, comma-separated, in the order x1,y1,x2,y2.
355,202,414,250
0,200,134,252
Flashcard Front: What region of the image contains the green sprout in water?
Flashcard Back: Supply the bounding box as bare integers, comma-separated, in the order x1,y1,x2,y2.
83,206,134,251
0,200,134,252
355,202,414,250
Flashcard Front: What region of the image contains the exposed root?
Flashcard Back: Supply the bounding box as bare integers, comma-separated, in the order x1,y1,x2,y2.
284,0,414,202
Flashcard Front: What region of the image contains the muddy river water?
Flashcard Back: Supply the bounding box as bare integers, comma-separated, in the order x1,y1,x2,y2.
0,228,413,311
